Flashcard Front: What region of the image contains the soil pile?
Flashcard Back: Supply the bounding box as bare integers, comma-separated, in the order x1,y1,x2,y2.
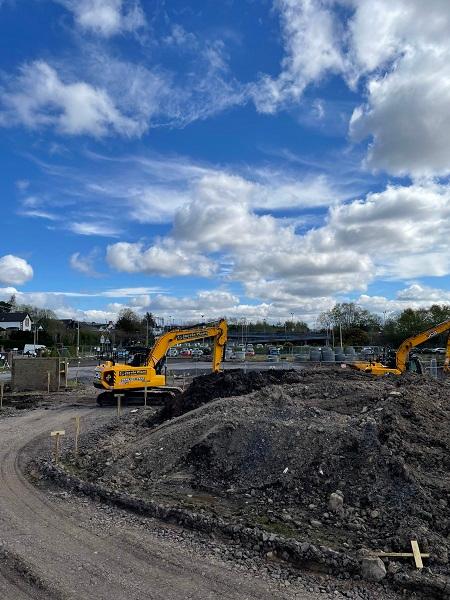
165,369,303,417
72,368,450,569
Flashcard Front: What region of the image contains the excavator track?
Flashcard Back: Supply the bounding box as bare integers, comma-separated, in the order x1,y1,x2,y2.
97,386,182,407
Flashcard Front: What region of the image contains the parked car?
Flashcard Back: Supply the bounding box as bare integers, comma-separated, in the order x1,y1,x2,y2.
191,349,203,357
180,349,192,357
167,348,178,357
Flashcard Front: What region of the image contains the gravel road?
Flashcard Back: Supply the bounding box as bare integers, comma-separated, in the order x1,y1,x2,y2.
0,406,376,600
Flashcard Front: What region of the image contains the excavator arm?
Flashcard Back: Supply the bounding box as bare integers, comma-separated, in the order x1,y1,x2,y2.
395,318,450,373
146,319,228,373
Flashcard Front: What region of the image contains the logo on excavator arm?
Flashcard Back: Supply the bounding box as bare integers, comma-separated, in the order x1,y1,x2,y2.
426,330,437,338
175,330,209,341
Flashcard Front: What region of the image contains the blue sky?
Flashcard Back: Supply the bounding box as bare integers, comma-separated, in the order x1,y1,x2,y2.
1,0,450,325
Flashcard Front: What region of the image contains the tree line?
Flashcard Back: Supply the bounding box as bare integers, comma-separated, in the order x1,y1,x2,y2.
1,295,450,350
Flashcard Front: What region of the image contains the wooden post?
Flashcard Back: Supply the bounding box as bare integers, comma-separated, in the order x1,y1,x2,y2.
144,386,148,408
73,416,81,455
47,371,51,393
51,430,65,464
0,382,3,409
116,394,123,417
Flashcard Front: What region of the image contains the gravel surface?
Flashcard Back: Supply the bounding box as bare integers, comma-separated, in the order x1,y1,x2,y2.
0,400,405,599
66,369,450,596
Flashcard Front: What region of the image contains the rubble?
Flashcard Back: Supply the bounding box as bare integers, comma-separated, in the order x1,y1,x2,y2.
59,368,450,591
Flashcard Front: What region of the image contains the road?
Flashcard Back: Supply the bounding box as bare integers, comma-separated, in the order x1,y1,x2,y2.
0,359,297,384
0,407,335,600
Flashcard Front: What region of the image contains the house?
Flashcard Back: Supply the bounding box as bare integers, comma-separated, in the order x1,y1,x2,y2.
0,312,32,331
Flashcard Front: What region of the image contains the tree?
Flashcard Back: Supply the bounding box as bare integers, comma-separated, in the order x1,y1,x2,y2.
115,309,141,334
318,302,381,330
383,305,450,347
0,295,16,313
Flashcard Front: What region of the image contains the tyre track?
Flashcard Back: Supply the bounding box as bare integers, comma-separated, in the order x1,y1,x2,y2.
0,407,326,600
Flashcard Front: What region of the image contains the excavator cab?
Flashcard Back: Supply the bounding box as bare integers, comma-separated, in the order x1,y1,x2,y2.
407,354,424,374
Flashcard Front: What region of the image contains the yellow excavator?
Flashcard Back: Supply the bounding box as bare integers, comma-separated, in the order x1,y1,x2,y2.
349,318,450,376
94,319,227,404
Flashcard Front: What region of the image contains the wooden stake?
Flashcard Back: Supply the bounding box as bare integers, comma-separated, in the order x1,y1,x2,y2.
51,430,65,464
144,386,148,408
0,382,3,409
73,416,81,455
116,393,123,417
47,371,51,393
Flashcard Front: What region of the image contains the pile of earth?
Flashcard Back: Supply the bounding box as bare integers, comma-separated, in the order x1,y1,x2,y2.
164,369,304,418
70,368,450,570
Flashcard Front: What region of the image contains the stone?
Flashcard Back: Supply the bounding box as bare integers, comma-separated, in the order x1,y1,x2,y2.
360,557,386,582
329,492,344,516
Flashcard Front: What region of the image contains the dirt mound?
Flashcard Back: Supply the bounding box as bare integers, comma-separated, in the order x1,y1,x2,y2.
72,368,450,571
166,369,304,417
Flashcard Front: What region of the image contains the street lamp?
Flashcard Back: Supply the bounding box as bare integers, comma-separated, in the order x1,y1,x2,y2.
290,312,295,331
33,324,43,346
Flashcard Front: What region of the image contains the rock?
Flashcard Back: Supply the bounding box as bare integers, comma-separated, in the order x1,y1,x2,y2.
360,557,386,582
370,509,380,519
329,492,344,516
310,519,322,527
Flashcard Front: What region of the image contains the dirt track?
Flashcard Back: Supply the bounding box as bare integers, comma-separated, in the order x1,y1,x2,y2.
0,406,374,600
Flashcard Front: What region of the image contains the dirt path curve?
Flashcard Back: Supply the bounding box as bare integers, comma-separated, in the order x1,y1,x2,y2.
0,407,331,600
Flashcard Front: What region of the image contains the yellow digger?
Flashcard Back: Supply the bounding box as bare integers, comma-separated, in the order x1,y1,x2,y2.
94,319,227,404
349,318,450,376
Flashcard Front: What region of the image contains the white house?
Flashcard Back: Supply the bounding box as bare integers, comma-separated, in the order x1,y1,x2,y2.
0,312,32,331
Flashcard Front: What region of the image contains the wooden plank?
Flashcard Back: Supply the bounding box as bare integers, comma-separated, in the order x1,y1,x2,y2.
411,540,424,569
376,552,430,558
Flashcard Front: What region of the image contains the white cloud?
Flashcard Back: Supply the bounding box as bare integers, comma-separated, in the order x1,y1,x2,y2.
252,0,344,113
0,61,142,137
57,0,146,37
0,255,33,286
326,181,450,278
70,222,121,237
347,0,450,176
69,251,102,277
106,241,216,277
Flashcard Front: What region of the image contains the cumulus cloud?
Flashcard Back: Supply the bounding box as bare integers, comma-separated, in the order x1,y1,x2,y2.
326,181,450,278
0,255,33,285
106,241,216,278
105,177,450,304
56,0,146,37
0,61,143,137
250,0,450,177
346,0,450,176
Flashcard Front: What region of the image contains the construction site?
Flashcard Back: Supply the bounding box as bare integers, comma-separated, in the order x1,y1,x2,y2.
0,318,449,600
2,1,450,598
